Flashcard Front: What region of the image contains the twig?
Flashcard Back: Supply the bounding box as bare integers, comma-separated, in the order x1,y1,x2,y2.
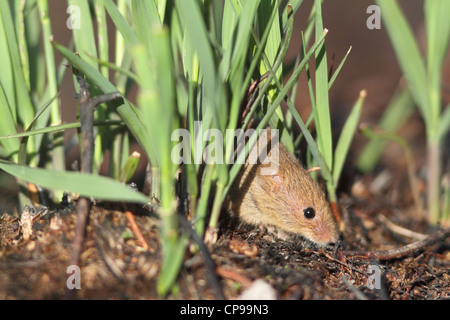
216,266,253,288
343,227,450,260
65,76,121,299
321,251,368,277
124,209,149,251
377,214,427,241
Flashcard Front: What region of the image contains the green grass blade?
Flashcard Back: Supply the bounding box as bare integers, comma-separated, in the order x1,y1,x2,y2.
131,24,180,296
313,0,333,170
332,90,366,188
329,46,352,90
51,39,116,94
357,87,415,173
258,0,281,92
111,0,129,93
37,0,60,117
176,0,216,101
425,0,450,138
0,7,16,117
0,160,149,204
25,2,46,99
157,233,188,297
0,83,19,160
103,0,139,46
281,0,303,28
437,104,450,141
376,0,429,129
119,151,140,183
68,0,98,69
0,0,36,165
231,0,260,79
156,0,167,23
423,0,450,223
133,27,177,208
220,0,238,78
94,1,109,78
176,0,227,148
84,52,138,82
131,20,182,297
132,0,161,40
37,0,64,181
13,0,30,90
0,120,123,141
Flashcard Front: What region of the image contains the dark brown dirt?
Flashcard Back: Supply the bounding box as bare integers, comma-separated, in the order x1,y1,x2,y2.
0,181,449,300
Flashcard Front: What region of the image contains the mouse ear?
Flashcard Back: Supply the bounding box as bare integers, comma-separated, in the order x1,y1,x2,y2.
269,173,282,184
258,170,283,191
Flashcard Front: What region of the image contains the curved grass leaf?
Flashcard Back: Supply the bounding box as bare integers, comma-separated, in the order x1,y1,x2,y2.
425,0,450,134
157,233,189,297
437,104,450,141
332,90,366,188
103,0,139,46
357,87,414,173
68,0,98,69
0,160,148,204
0,0,36,164
0,120,123,141
0,4,16,114
376,0,429,128
176,0,216,104
328,46,352,90
313,0,332,170
0,83,19,159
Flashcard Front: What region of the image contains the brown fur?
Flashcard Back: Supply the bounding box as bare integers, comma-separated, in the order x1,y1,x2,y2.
226,128,339,245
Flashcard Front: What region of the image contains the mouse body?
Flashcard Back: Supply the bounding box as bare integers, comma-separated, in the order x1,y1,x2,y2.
226,128,339,246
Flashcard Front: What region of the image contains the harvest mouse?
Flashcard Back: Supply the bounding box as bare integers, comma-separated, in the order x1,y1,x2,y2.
226,128,339,246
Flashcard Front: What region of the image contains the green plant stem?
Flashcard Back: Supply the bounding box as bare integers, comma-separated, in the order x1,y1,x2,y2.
37,0,64,202
37,0,58,126
427,138,441,223
208,180,225,230
313,0,332,172
196,163,215,236
360,125,424,216
14,0,30,90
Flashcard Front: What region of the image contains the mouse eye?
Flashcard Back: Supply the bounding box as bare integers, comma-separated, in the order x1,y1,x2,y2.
303,207,315,219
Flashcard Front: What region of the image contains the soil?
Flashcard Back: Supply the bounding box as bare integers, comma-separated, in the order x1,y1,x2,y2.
0,182,449,300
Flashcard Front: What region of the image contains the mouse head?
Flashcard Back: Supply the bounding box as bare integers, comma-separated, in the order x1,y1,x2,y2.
257,151,339,246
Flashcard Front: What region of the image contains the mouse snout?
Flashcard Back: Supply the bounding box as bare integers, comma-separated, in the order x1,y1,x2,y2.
311,219,339,245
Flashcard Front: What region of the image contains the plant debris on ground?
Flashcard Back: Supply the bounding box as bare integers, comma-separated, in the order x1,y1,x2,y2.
0,184,449,300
